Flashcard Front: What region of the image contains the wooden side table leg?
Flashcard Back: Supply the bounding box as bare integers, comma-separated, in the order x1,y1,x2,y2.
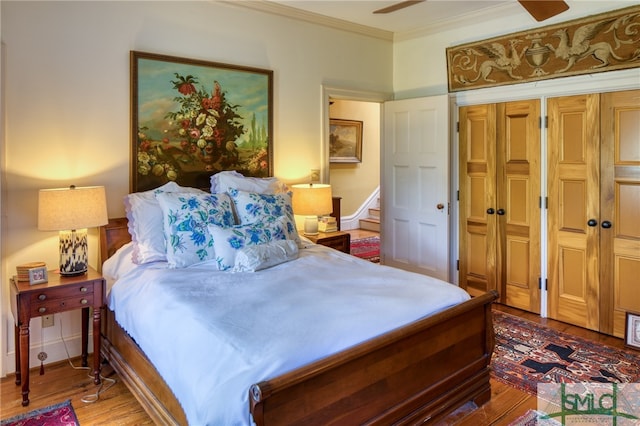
14,323,21,386
18,323,30,406
92,306,102,385
81,307,89,367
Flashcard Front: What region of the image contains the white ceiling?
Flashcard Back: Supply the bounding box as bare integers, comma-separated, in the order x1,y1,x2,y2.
260,0,532,37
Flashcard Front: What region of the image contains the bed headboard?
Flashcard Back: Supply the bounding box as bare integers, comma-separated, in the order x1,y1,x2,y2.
100,217,131,264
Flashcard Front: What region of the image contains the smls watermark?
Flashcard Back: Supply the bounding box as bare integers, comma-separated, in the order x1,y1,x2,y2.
536,383,640,425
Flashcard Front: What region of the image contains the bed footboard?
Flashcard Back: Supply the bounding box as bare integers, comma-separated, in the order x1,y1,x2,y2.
250,290,498,425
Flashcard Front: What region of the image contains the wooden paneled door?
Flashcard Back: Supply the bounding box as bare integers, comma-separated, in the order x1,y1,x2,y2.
459,99,540,313
600,90,640,337
547,94,600,330
547,89,640,336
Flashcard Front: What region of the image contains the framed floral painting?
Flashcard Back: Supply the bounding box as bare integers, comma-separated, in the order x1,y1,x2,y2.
131,51,273,192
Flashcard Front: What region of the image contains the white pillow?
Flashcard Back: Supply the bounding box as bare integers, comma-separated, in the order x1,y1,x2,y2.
101,242,136,283
124,182,205,264
208,217,290,271
234,240,298,272
156,192,235,268
227,188,302,247
210,171,285,194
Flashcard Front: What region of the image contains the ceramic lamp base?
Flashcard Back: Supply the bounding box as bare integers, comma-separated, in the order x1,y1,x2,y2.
59,229,88,276
303,216,319,236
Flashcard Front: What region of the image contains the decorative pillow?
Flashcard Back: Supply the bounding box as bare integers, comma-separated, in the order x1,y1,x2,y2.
227,188,301,246
124,182,206,264
156,192,235,268
208,217,289,271
234,239,299,272
210,171,286,194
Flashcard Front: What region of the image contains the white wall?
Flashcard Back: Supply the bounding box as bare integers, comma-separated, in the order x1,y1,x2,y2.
0,0,392,376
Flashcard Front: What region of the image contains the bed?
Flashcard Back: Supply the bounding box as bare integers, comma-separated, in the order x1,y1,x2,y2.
98,175,497,425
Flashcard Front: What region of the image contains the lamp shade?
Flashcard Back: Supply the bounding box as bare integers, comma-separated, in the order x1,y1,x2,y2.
291,184,333,216
38,185,108,231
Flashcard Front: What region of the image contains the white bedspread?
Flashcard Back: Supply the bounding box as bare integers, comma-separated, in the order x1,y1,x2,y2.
106,242,470,425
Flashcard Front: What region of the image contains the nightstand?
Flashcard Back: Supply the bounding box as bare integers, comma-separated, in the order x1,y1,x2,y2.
10,266,105,406
306,231,351,254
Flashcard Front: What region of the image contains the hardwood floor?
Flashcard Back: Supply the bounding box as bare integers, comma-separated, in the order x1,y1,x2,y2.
345,228,379,240
1,303,628,425
1,360,153,425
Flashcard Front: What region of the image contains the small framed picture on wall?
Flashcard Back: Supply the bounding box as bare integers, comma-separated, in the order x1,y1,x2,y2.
329,119,363,163
625,312,640,350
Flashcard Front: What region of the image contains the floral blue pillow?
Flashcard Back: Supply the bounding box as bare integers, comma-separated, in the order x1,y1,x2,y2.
208,217,289,271
156,192,235,268
227,188,301,247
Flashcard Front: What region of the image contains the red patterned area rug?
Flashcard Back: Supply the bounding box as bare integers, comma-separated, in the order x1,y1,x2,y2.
492,311,640,395
0,400,79,426
350,236,380,263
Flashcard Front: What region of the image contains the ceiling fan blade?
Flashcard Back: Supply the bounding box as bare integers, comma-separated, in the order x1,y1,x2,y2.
373,0,425,14
518,0,569,22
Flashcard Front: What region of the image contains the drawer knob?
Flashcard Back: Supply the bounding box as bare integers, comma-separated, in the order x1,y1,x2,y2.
80,299,88,305
80,287,88,293
38,307,46,313
38,294,46,301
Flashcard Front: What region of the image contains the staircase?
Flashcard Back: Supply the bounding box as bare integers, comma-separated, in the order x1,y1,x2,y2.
359,205,380,232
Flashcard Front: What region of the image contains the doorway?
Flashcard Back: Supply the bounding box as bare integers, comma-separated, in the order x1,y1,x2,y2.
321,87,388,233
328,98,381,233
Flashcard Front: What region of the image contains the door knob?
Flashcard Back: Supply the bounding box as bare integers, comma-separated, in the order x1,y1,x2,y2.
436,203,445,210
587,219,598,227
601,221,612,229
496,209,505,215
487,208,495,215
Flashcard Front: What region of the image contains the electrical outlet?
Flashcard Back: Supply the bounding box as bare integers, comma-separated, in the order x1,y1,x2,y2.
42,315,54,328
310,169,320,181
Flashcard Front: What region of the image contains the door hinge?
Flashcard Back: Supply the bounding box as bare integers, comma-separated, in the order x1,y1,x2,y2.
539,196,548,209
538,277,547,290
457,260,460,271
457,190,459,201
456,121,460,132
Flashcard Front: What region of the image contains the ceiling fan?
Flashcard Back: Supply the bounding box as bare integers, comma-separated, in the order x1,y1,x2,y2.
373,0,569,22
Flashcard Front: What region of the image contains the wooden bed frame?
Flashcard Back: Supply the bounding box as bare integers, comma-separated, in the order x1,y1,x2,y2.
99,217,498,425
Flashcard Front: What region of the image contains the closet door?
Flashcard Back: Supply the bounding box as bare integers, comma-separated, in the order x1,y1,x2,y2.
459,104,497,296
600,89,640,337
459,100,540,312
547,94,600,330
497,100,540,313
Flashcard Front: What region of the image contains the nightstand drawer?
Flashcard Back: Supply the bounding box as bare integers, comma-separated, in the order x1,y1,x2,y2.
31,294,94,316
30,284,95,316
319,236,350,252
307,231,351,254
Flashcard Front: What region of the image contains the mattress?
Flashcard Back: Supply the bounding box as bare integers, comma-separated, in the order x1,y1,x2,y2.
104,241,470,425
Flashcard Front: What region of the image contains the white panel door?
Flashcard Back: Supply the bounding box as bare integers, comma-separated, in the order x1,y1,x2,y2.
382,95,449,280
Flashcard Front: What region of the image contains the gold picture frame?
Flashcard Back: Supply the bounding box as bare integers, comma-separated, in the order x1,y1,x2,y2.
329,119,363,163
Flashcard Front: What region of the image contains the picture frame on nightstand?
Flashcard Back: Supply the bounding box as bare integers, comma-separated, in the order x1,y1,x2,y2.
28,267,48,285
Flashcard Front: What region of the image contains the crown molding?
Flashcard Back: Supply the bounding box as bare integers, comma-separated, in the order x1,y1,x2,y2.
222,0,394,41
394,2,522,42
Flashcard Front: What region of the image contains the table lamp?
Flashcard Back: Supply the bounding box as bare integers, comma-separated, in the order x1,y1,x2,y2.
291,183,332,236
38,185,108,276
